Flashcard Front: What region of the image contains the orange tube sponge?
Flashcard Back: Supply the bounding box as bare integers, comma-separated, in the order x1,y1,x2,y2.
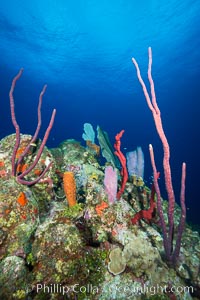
17,191,28,206
63,171,77,207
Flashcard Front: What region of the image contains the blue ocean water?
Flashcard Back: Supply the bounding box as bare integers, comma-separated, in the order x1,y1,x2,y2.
0,0,199,226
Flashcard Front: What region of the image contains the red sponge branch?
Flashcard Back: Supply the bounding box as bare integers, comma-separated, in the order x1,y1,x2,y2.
131,172,160,225
114,130,128,199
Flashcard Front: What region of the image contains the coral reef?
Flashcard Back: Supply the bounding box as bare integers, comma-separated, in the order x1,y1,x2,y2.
0,137,199,300
0,54,199,299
